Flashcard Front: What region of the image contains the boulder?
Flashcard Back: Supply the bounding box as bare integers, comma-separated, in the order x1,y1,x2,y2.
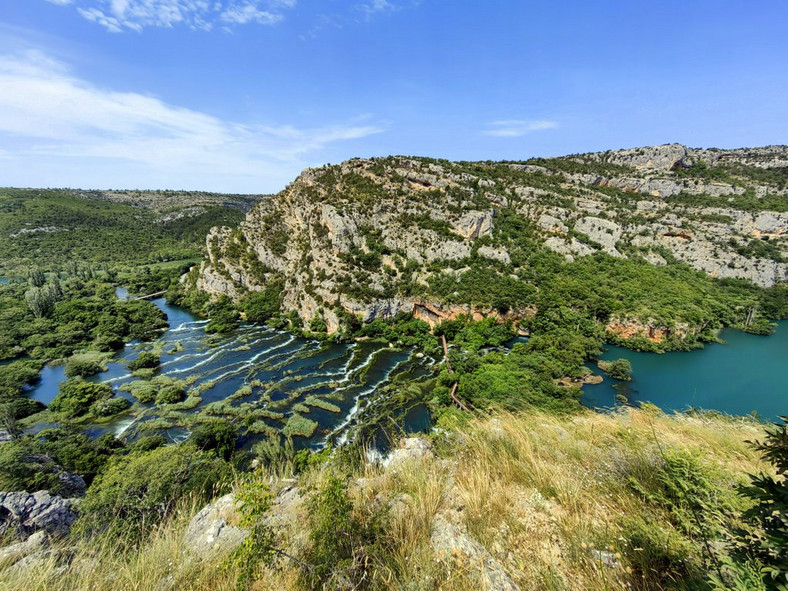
182,493,249,559
0,530,48,568
383,437,434,468
0,491,79,538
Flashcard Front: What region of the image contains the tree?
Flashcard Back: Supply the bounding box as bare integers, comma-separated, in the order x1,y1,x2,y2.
599,358,633,381
27,266,46,288
50,379,115,418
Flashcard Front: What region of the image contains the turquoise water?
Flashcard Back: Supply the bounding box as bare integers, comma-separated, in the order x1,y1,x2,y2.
582,321,788,420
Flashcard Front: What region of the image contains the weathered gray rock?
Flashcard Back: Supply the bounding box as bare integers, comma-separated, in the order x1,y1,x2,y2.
384,437,434,468
431,514,520,591
0,530,48,568
0,491,79,538
574,216,624,257
594,144,688,171
182,493,249,559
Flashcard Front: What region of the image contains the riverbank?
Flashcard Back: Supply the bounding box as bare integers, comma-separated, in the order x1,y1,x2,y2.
584,320,788,420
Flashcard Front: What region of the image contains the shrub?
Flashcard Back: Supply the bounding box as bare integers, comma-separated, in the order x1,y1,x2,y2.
128,352,160,372
155,385,186,405
50,379,115,418
92,396,131,417
303,475,387,589
72,444,230,544
241,280,283,323
188,419,238,461
738,417,788,589
599,358,633,381
282,414,318,438
65,354,107,378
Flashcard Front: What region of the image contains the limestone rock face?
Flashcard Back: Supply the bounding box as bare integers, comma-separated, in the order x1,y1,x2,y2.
190,145,788,335
593,143,688,171
0,491,79,539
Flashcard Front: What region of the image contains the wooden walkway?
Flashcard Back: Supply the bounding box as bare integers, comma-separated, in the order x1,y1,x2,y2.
442,335,471,413
131,290,166,300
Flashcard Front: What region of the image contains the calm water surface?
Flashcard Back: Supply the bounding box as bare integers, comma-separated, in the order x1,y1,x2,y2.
582,321,788,420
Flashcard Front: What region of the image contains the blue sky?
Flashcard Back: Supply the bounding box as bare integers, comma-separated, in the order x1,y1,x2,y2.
0,1,786,193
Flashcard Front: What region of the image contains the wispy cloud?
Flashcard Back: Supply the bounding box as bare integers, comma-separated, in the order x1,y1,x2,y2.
46,0,297,32
484,120,558,137
0,50,383,191
357,0,398,19
303,0,417,39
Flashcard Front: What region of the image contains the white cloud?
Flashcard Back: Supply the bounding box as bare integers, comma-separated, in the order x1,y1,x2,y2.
357,0,396,18
220,4,281,25
45,0,296,32
484,120,557,137
0,50,384,192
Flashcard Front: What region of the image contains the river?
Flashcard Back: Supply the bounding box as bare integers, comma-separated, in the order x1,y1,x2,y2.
582,321,788,420
26,292,787,447
29,291,436,448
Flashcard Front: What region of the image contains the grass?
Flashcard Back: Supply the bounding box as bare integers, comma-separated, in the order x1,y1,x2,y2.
281,414,318,438
0,407,767,590
303,395,342,413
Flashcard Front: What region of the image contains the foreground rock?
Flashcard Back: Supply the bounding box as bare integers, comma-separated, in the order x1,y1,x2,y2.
431,514,520,591
0,491,79,539
0,530,49,569
182,493,249,559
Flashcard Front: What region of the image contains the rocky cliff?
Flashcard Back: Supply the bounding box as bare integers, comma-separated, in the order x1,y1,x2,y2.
190,144,787,338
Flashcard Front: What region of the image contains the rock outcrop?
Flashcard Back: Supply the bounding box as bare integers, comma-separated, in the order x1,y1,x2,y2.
189,145,788,338
182,493,249,559
0,491,79,539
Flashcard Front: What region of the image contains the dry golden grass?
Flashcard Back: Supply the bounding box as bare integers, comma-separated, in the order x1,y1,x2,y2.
0,407,766,591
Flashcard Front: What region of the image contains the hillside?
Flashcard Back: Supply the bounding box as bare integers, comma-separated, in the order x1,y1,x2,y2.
0,188,266,272
189,144,788,350
0,408,773,591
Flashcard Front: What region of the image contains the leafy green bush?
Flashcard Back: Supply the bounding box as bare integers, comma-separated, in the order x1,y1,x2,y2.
188,419,238,461
599,358,633,381
50,379,115,418
738,417,788,589
241,280,284,323
72,444,230,544
127,351,160,372
65,357,106,378
155,385,185,405
92,396,131,417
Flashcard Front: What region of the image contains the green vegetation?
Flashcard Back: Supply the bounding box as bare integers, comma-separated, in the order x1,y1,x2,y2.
50,379,117,419
127,351,161,372
72,444,230,544
0,188,252,273
737,417,788,589
599,358,633,381
282,414,319,438
0,274,167,361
